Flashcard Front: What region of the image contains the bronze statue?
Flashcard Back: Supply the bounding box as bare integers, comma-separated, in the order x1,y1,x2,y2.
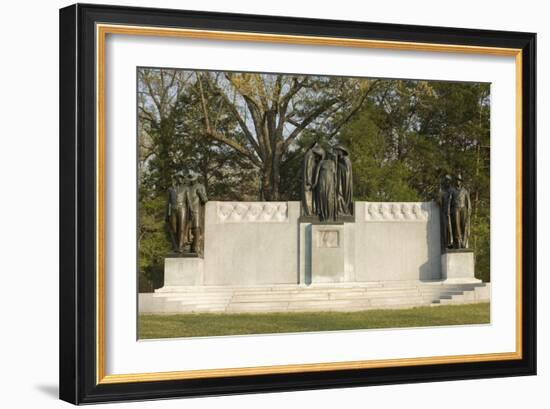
166,171,208,256
451,174,471,249
301,142,325,216
313,151,338,222
439,174,455,250
166,174,191,253
185,172,208,255
301,144,353,222
335,145,353,216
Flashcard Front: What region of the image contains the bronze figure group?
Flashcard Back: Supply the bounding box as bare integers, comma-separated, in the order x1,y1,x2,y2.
439,174,471,250
166,171,208,256
301,142,353,222
166,152,471,257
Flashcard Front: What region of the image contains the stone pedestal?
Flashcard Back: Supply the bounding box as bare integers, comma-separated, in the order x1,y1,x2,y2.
311,224,345,283
441,250,479,283
300,222,355,285
163,257,204,286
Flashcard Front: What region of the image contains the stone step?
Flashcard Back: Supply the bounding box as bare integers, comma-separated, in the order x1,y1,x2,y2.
431,284,489,305
368,297,426,306
162,294,233,301
228,290,424,303
178,307,228,313
169,297,441,309
141,281,489,314
166,290,457,303
156,281,454,294
230,289,368,297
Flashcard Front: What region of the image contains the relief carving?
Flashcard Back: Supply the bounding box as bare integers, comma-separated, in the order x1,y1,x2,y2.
217,202,288,223
364,202,430,222
317,230,340,248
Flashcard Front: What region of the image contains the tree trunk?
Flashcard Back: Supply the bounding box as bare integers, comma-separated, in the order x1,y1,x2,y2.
260,154,281,201
271,148,282,201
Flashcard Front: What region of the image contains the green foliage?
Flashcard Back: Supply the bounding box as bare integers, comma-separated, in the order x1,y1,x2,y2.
137,68,491,290
139,303,490,338
138,196,170,292
338,105,420,201
336,80,490,281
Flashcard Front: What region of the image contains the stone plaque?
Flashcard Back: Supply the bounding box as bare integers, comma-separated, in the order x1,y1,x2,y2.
317,230,340,248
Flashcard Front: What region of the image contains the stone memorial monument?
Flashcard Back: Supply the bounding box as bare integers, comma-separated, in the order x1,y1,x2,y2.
142,154,487,314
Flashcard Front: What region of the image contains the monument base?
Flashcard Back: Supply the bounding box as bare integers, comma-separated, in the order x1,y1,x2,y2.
163,257,204,287
141,280,491,314
441,250,479,283
311,224,346,283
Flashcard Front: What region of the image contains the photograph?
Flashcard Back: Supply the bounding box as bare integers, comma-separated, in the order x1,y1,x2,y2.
1,0,544,406
137,68,491,339
56,3,536,404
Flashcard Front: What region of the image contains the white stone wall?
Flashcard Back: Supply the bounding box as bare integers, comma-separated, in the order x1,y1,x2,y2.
354,201,442,281
170,200,442,287
203,201,301,285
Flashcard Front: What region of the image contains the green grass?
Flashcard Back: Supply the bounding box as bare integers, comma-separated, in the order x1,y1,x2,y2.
139,303,490,339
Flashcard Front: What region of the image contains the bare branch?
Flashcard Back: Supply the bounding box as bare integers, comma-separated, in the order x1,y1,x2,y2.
197,73,261,167
140,70,164,116
202,74,262,157
283,97,340,149
204,129,261,167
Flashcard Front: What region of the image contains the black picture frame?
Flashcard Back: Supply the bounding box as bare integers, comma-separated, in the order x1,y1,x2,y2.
59,3,536,404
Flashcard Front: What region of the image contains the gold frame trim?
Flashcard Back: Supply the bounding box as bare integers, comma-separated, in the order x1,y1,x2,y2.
95,23,523,385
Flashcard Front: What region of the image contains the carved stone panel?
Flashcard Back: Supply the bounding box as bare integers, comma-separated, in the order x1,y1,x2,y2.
216,202,288,223
364,202,431,222
316,230,340,248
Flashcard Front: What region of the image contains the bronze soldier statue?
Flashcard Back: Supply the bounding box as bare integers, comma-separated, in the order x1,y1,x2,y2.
185,171,208,255
334,145,353,216
439,174,455,250
166,173,191,254
451,174,471,249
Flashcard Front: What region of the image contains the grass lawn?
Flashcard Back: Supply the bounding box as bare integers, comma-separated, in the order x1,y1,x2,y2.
139,302,490,339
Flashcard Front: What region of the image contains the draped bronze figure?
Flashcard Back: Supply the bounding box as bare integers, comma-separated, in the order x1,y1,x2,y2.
301,143,325,216
313,152,338,222
335,145,353,216
302,144,353,222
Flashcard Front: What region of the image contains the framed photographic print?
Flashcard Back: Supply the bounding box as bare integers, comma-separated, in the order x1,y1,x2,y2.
59,3,536,404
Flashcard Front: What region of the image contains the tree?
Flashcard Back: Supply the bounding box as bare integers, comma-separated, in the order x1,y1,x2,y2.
195,72,378,200
136,69,492,289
